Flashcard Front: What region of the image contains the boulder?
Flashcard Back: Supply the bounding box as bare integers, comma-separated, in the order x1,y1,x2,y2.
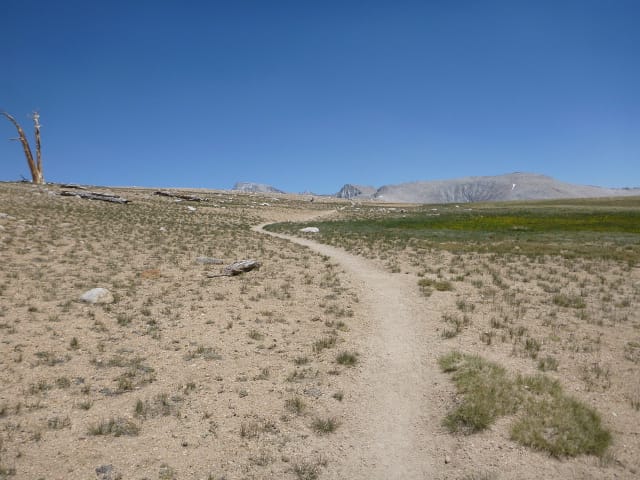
300,227,320,233
79,288,114,304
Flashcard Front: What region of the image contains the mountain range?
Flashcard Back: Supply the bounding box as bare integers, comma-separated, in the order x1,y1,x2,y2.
235,173,639,204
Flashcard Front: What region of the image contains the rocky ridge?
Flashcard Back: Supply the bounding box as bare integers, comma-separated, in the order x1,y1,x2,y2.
337,173,639,203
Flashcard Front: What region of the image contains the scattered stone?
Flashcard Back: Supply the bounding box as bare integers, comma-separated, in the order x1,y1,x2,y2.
187,206,197,212
195,257,224,265
303,387,322,398
95,464,122,480
159,226,167,232
300,227,320,233
79,288,114,304
444,455,451,464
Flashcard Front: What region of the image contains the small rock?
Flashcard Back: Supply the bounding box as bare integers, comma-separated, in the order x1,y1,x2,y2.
303,387,322,398
159,226,167,232
95,464,122,480
299,227,320,233
444,455,451,464
187,206,196,212
195,257,224,265
79,288,114,304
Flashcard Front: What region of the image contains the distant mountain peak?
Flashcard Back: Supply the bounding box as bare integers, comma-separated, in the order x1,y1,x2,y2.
336,184,377,199
232,182,285,194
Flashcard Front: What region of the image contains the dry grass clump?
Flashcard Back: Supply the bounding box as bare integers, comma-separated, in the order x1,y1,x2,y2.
88,417,140,436
440,352,611,457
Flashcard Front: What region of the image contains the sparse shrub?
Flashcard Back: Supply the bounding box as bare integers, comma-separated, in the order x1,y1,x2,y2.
524,337,541,359
293,461,320,480
285,397,306,415
294,356,310,365
456,299,475,312
552,293,586,309
240,421,260,439
419,278,454,295
624,341,640,364
88,417,139,436
441,313,470,338
312,336,337,353
538,356,559,372
47,416,71,430
248,329,263,341
336,351,358,366
158,463,177,480
312,416,339,434
55,376,71,389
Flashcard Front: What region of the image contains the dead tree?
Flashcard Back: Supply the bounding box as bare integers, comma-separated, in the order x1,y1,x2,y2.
1,111,45,184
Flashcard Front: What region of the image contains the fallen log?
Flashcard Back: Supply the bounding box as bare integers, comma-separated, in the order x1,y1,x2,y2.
207,259,261,277
60,191,130,204
154,191,205,202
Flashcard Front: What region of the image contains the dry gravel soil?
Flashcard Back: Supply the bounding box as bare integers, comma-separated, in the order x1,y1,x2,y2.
0,182,638,480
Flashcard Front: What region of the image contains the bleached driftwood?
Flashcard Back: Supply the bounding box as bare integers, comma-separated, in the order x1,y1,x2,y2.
60,190,130,204
154,191,205,202
207,260,261,277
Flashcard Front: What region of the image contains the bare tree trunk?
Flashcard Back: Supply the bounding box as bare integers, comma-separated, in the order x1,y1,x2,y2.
1,111,45,184
32,112,44,184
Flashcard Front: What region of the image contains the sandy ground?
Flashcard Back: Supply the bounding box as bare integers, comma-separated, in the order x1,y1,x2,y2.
0,182,638,479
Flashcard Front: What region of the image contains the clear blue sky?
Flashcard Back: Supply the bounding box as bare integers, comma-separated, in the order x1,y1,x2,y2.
1,0,638,193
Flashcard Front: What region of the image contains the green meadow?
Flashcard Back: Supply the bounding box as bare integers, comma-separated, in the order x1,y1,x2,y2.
267,197,640,263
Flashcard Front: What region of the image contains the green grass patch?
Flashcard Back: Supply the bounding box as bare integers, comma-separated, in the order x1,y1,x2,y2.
265,197,640,263
439,351,611,457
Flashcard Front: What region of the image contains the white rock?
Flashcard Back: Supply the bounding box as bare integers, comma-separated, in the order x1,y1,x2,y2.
79,288,114,304
299,227,320,233
187,206,196,212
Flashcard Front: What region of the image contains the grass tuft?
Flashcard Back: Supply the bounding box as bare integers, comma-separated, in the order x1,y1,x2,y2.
88,417,139,436
311,416,339,434
439,351,611,457
336,351,358,366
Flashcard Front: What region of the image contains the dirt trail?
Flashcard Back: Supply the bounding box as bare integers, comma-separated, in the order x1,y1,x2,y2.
256,221,446,479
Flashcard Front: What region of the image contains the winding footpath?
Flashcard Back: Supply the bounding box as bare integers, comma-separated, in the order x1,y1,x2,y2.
255,220,447,479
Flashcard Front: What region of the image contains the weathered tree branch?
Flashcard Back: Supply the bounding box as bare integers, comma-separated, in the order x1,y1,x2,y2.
1,111,44,184
154,191,205,202
206,260,261,277
32,112,43,183
60,190,130,204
